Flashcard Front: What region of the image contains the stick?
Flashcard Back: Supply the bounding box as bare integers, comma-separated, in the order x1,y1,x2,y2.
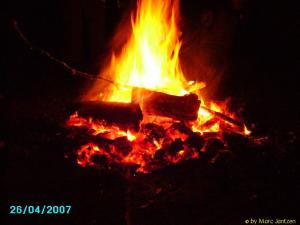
201,106,244,128
10,19,118,87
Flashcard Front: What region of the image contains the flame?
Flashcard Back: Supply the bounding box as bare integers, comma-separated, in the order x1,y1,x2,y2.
67,0,254,173
97,0,187,102
127,130,137,141
243,125,251,136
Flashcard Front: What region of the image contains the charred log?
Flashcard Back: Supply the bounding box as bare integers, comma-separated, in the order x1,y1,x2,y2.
131,88,200,121
71,101,143,131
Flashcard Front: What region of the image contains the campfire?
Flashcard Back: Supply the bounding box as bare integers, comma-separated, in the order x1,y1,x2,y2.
66,0,252,173
4,1,297,224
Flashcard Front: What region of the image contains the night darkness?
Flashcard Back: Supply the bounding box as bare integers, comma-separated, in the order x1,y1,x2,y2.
1,0,299,225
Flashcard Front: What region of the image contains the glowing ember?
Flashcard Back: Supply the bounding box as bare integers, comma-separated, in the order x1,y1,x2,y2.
243,125,252,136
66,0,253,173
77,143,109,167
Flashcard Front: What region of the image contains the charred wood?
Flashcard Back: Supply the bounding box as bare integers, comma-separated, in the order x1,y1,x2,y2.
71,101,143,131
131,88,200,121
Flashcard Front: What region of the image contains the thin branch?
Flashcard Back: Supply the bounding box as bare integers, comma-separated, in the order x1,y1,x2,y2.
201,106,244,128
10,19,119,87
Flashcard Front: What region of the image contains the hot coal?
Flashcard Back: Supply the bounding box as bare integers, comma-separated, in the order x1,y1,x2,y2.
141,123,166,140
184,132,205,152
167,138,184,155
169,122,193,135
66,117,251,172
113,136,133,156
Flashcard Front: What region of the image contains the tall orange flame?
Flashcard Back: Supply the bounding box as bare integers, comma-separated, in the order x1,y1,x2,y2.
94,0,189,102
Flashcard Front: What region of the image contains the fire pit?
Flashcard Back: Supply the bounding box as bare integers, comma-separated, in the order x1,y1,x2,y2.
65,0,252,175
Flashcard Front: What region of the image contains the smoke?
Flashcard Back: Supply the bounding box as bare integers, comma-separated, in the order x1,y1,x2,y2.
180,0,239,100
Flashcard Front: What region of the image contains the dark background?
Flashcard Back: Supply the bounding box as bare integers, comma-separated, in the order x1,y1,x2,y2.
0,0,299,224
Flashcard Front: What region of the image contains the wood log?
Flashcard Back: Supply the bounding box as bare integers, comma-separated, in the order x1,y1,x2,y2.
71,101,143,131
131,88,200,121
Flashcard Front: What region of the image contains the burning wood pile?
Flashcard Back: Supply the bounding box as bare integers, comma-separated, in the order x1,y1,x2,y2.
66,88,251,173
65,0,253,173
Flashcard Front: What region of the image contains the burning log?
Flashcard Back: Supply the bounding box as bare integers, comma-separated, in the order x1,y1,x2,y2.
72,101,143,131
131,88,201,121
